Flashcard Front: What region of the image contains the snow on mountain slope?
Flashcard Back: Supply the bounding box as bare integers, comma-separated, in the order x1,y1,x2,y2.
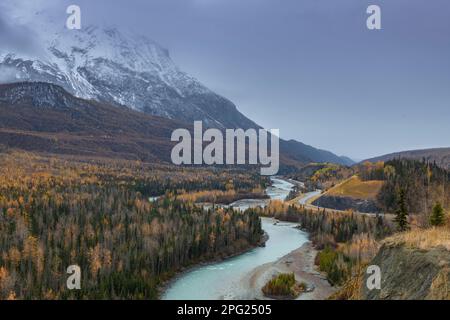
0,24,351,166
0,25,256,129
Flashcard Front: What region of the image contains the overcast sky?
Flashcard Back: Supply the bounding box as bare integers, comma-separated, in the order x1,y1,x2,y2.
1,0,450,160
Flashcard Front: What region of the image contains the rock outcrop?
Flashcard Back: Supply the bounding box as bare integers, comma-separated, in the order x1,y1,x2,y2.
361,244,450,300
312,195,381,213
333,228,450,300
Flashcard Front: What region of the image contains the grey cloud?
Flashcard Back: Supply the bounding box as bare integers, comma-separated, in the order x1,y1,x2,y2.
0,12,43,56
0,65,22,83
0,0,449,159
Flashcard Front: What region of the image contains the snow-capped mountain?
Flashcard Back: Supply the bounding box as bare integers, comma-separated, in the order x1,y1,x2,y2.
0,25,353,166
0,25,256,129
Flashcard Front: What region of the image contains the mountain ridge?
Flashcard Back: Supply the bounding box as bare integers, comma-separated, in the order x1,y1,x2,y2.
0,81,182,162
364,148,450,170
0,82,353,170
0,26,352,166
0,26,257,129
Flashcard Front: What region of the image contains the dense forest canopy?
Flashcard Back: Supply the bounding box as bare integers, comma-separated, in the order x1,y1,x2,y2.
296,160,449,220
0,151,264,299
253,201,393,285
358,159,450,224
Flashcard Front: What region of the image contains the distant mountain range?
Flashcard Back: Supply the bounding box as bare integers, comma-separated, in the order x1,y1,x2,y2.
364,148,450,170
0,26,352,167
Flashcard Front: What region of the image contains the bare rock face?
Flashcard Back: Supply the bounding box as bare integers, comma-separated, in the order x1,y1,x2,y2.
312,195,381,213
361,244,450,300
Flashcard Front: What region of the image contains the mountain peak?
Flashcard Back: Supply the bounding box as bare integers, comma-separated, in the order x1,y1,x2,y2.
0,25,351,166
0,24,229,122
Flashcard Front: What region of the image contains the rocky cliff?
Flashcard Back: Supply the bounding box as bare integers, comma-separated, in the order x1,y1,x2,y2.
334,228,450,300
312,195,381,213
361,244,450,299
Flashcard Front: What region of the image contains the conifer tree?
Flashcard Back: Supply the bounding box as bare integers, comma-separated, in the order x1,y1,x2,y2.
430,202,445,227
394,189,409,231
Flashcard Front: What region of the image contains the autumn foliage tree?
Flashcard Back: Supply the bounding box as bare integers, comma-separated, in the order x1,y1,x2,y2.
0,151,264,299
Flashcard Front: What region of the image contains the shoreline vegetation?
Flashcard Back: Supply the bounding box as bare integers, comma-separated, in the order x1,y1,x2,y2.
158,232,269,299
243,242,337,300
261,272,307,300
250,200,394,288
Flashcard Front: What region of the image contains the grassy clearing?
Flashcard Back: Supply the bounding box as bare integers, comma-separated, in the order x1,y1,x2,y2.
326,176,384,200
384,227,450,251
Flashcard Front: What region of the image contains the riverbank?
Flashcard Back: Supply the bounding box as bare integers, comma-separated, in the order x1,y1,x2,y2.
240,242,337,300
158,231,269,299
162,217,308,300
161,178,308,300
